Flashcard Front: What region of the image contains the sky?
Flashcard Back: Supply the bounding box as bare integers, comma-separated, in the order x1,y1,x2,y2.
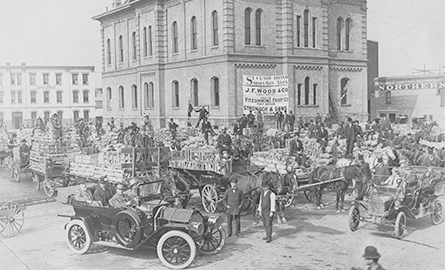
0,0,444,84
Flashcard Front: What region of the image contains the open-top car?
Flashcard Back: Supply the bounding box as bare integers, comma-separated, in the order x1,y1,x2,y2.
348,180,444,239
59,180,226,269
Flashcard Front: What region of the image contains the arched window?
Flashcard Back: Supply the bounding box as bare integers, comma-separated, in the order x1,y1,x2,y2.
245,8,252,45
191,16,198,50
83,90,89,103
172,21,178,53
143,27,147,57
107,39,111,65
119,35,124,62
107,87,112,110
304,77,310,105
303,10,309,47
72,90,79,103
211,11,218,46
119,86,125,109
312,17,317,48
337,18,343,50
296,15,301,47
148,26,153,56
345,18,352,51
385,91,391,104
132,32,137,60
132,84,138,108
144,82,155,109
172,81,180,107
211,77,220,107
341,78,350,105
191,79,199,106
255,9,262,45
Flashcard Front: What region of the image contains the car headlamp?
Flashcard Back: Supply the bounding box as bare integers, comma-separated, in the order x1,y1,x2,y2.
190,222,204,235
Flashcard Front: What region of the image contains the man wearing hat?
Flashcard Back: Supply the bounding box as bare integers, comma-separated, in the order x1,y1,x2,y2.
109,184,129,208
418,166,442,206
257,180,276,243
92,177,114,207
289,133,305,167
362,246,385,270
356,154,372,201
124,178,140,201
74,180,101,206
222,178,244,237
19,139,30,167
373,157,391,185
344,117,357,157
217,127,232,155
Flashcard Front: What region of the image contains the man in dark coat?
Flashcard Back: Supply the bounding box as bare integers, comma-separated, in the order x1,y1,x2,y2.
275,109,283,130
195,105,209,128
222,178,244,237
289,133,306,167
201,117,215,144
168,118,178,139
288,111,296,132
344,117,357,157
258,181,276,243
315,113,322,124
91,178,114,207
356,154,372,201
187,102,193,118
247,110,255,128
297,116,305,130
317,125,329,152
217,127,232,154
233,120,243,136
418,166,442,205
239,114,248,129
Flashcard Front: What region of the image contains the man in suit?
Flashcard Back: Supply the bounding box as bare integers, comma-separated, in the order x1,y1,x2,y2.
217,127,232,155
275,109,283,130
109,184,129,208
419,166,442,205
233,120,243,136
91,178,114,207
356,154,372,201
195,105,209,128
288,111,296,132
258,181,276,243
344,117,357,157
202,117,215,144
222,179,244,237
289,133,306,167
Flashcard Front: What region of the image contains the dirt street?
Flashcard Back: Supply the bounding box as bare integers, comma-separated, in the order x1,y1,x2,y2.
1,188,445,270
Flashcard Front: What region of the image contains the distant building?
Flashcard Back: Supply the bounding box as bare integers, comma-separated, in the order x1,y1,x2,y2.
374,74,445,125
367,40,379,120
0,63,96,129
94,0,369,128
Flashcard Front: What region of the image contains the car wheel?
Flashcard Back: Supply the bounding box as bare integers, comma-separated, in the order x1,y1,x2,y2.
430,201,443,225
66,220,91,254
395,211,406,239
348,204,360,231
157,230,196,269
112,210,142,248
197,225,226,256
43,178,56,197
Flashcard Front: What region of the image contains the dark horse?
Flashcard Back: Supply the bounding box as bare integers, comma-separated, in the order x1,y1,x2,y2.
307,163,363,212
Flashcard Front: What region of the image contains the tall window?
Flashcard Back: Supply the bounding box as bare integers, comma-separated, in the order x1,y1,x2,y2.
56,91,62,103
345,18,352,51
119,35,124,62
0,91,3,104
72,73,78,85
83,90,89,103
73,91,79,103
296,16,301,47
83,110,90,122
211,11,218,46
245,8,252,45
107,39,111,64
191,16,198,50
57,111,63,121
17,74,22,86
82,73,89,85
44,91,50,103
255,9,262,45
11,91,15,103
148,26,153,56
211,77,220,107
10,74,16,85
337,18,343,50
304,77,310,105
172,81,179,107
143,27,147,57
30,73,36,85
56,73,62,85
303,10,309,47
119,86,125,109
385,91,391,104
144,82,154,109
107,87,112,110
132,85,138,108
172,21,179,53
17,91,22,104
43,73,49,85
313,84,317,105
132,32,137,60
30,92,36,103
44,111,50,123
341,78,350,105
191,79,199,106
31,112,37,125
73,111,79,122
297,84,302,105
312,17,317,48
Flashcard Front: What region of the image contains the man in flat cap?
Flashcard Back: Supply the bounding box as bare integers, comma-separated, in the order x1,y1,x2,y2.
223,178,244,237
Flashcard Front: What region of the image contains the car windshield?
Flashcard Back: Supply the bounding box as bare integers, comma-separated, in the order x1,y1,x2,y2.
137,180,163,198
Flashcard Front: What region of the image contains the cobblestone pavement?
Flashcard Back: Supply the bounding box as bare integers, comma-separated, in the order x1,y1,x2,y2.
1,187,445,269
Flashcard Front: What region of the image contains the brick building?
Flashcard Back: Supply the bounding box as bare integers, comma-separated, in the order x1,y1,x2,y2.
93,0,369,128
0,63,96,129
374,74,445,126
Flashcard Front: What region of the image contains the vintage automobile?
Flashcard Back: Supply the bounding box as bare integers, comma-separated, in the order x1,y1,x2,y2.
59,180,226,269
348,181,444,239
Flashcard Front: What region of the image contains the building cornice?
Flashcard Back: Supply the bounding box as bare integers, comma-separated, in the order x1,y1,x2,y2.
329,67,363,72
234,63,277,69
294,65,323,71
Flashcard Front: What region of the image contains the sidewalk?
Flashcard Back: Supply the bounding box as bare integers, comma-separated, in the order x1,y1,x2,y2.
0,241,30,270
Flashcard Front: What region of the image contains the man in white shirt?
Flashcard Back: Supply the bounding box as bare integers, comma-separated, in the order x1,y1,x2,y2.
258,181,276,243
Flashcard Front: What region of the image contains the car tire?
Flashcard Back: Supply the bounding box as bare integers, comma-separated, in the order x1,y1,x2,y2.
430,201,443,225
197,225,226,256
112,210,143,248
348,204,360,231
394,211,406,239
157,230,196,269
66,219,92,254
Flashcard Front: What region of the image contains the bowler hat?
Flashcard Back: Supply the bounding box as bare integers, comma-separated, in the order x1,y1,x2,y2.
362,246,381,259
98,177,107,184
230,178,238,183
21,139,27,143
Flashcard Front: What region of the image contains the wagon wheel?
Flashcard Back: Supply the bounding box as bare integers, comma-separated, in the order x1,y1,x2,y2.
394,211,406,239
348,204,360,231
43,178,56,197
11,164,20,182
201,185,218,213
430,201,443,225
32,172,41,191
0,202,25,238
304,189,317,203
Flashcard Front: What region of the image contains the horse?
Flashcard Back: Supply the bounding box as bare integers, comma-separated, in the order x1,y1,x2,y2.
307,159,363,212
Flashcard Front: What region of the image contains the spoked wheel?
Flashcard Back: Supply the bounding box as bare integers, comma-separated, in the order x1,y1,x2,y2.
304,189,316,203
430,201,443,225
0,202,25,238
43,178,56,197
394,211,406,239
198,225,226,255
66,220,91,254
32,173,41,191
348,204,360,231
157,230,196,269
201,185,218,213
11,164,20,182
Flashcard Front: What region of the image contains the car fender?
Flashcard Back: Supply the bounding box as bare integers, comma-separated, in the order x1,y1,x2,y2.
150,224,193,242
392,206,415,219
61,215,98,241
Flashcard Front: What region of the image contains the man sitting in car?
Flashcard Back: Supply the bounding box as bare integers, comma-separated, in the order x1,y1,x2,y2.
91,177,114,207
124,178,140,201
109,183,130,208
418,166,442,205
74,180,101,206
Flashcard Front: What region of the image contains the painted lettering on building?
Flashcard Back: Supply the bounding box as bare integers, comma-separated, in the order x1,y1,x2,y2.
377,82,445,91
